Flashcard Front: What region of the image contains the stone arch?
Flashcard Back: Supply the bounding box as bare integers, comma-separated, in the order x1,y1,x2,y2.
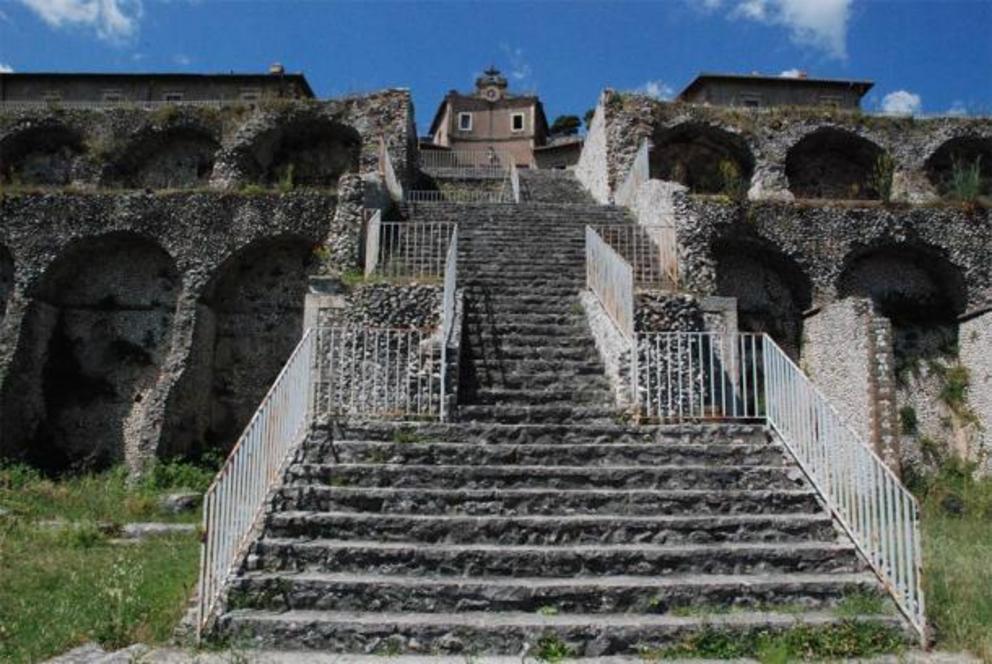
712,238,812,358
924,135,992,197
0,244,12,320
838,243,966,370
246,116,361,188
649,122,755,194
109,126,219,189
3,232,179,473
160,235,319,459
0,123,85,186
785,127,885,200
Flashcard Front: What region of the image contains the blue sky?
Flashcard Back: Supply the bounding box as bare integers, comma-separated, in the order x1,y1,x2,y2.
1,0,990,131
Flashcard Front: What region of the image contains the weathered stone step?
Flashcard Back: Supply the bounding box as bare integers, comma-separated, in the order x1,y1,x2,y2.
461,322,589,337
457,404,615,424
459,372,611,392
464,331,594,347
264,511,836,545
297,440,790,468
218,609,906,655
463,358,603,375
468,386,611,405
464,312,585,326
285,463,804,492
230,571,881,614
333,421,769,445
463,344,594,362
249,539,864,576
273,486,817,516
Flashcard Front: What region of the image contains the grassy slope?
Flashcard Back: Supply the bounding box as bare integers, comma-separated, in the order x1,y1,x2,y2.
0,464,208,663
916,468,992,662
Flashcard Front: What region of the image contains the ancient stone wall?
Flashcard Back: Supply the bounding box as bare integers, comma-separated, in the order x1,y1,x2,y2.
590,90,992,204
0,191,352,472
0,89,416,192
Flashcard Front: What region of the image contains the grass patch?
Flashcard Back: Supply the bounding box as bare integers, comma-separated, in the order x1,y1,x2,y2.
834,590,888,618
0,517,199,663
0,463,208,661
532,634,574,663
911,462,992,661
639,621,906,662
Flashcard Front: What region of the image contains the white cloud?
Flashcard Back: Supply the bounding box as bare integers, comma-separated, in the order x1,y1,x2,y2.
688,0,852,60
17,0,143,43
173,53,191,66
779,68,803,78
0,63,13,73
946,101,968,118
499,43,533,83
637,80,675,100
880,90,922,116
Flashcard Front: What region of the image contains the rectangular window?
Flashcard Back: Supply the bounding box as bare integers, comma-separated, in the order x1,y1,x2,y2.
163,91,184,102
458,112,472,131
102,89,124,102
511,112,525,132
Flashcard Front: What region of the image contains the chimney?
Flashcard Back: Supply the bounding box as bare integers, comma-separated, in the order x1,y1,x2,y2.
269,62,285,75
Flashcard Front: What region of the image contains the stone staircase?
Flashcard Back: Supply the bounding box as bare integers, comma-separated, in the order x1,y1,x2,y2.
212,171,907,656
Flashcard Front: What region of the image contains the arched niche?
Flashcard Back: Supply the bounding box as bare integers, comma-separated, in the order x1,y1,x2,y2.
712,239,812,358
925,136,992,198
9,232,179,472
838,243,966,370
0,124,85,186
247,118,361,188
160,235,318,459
785,128,885,200
110,126,219,189
649,123,755,194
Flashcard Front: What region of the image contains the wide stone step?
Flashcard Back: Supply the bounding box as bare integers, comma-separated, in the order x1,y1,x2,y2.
264,511,836,545
461,322,589,337
297,440,791,468
218,609,906,655
273,486,818,516
249,539,865,576
464,357,602,374
463,344,594,362
467,386,612,405
458,371,612,391
333,421,769,445
464,312,585,326
285,463,804,491
457,404,615,424
230,571,881,614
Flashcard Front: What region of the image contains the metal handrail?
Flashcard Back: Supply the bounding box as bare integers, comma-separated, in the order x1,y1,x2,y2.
629,330,926,642
419,149,512,178
365,219,456,279
196,329,316,637
762,337,926,642
591,223,678,288
586,225,635,338
440,226,458,420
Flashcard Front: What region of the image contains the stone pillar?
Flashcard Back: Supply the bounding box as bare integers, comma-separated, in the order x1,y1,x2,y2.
959,309,992,473
802,298,900,472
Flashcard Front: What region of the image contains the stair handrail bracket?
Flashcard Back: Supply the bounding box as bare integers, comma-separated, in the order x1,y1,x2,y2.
761,338,926,643
196,329,316,638
585,225,634,339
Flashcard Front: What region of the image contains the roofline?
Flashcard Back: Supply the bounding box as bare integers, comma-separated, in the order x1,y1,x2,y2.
0,71,315,97
427,91,546,138
677,72,874,100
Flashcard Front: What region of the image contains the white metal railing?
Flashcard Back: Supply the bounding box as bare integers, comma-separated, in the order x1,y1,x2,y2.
197,329,316,637
629,331,926,642
366,219,456,279
440,226,458,420
592,224,678,288
632,332,762,420
586,225,634,338
420,149,511,179
615,138,651,207
762,337,925,642
314,326,443,419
